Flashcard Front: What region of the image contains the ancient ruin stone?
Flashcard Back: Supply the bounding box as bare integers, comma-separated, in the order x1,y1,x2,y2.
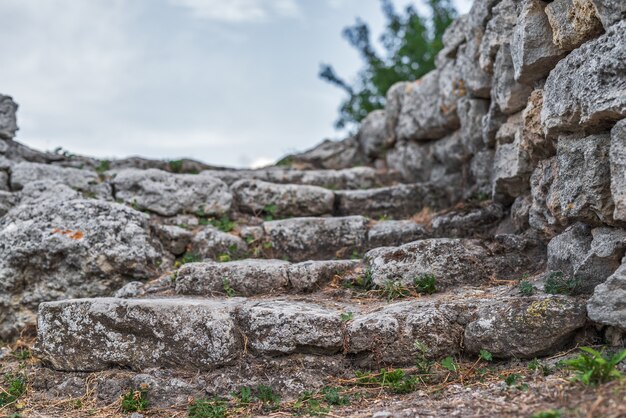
610,119,626,221
512,0,567,84
0,198,163,339
541,21,626,137
591,0,626,29
464,296,587,358
358,110,393,158
587,256,626,329
231,179,334,218
36,298,241,371
545,0,604,51
113,168,232,217
0,95,18,140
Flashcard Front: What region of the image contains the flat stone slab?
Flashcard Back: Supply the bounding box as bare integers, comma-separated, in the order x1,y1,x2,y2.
231,179,334,218
335,184,437,218
174,259,358,296
262,216,369,261
36,298,241,371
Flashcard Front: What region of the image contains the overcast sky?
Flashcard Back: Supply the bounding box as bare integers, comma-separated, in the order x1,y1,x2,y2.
0,0,472,168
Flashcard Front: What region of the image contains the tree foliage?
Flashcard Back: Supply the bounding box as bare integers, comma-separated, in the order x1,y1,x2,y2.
320,0,457,129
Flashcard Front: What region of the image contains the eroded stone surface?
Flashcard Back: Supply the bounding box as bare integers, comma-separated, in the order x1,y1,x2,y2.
541,21,626,137
587,256,626,328
610,119,626,221
236,301,343,354
113,169,232,216
36,298,240,371
0,199,163,339
464,296,587,358
231,179,334,218
0,95,18,140
263,216,368,261
545,0,604,51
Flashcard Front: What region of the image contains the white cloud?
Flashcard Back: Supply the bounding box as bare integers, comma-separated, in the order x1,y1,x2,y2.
169,0,300,23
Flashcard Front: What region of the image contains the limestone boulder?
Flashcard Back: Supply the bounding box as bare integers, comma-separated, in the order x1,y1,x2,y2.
112,169,232,217
545,0,604,51
541,21,626,137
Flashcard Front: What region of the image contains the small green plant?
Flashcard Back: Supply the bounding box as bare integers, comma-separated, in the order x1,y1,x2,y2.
350,249,361,260
293,391,330,416
504,373,521,386
234,386,252,405
321,386,350,406
340,312,354,322
479,349,493,362
120,388,149,413
440,356,458,372
518,280,535,296
544,271,581,295
350,269,374,291
530,409,562,418
413,274,437,295
175,251,200,268
355,369,418,394
0,374,27,407
381,280,411,301
563,346,626,385
168,159,184,173
414,341,433,375
95,159,110,174
222,279,236,297
210,216,236,233
263,204,278,221
218,253,232,263
528,358,552,376
11,348,30,361
256,384,280,409
188,398,228,418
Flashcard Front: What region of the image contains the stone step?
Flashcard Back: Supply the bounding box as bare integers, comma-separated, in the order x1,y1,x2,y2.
200,166,400,190
35,293,587,373
170,259,359,296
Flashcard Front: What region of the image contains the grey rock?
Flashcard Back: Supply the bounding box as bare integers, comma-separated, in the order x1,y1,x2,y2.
18,180,81,207
470,150,495,197
493,44,533,115
190,227,248,261
279,137,365,170
482,101,508,148
457,33,492,98
529,157,564,238
541,21,626,137
512,194,533,232
358,110,393,158
431,202,506,238
384,82,409,141
458,97,489,154
512,0,567,84
263,216,368,261
236,300,343,354
152,224,193,256
548,223,626,293
113,281,146,298
468,0,503,30
385,141,432,183
336,184,448,219
591,0,626,29
464,296,587,358
0,170,7,191
554,133,614,225
0,199,163,339
610,119,626,221
348,302,463,364
587,256,626,329
521,89,555,164
174,259,358,295
545,0,604,51
175,259,290,296
112,169,231,217
479,0,519,74
36,298,241,371
10,162,111,199
231,179,334,218
395,70,460,142
367,220,428,249
492,135,532,202
437,15,468,66
495,112,522,145
0,95,18,140
0,191,16,217
365,238,493,289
